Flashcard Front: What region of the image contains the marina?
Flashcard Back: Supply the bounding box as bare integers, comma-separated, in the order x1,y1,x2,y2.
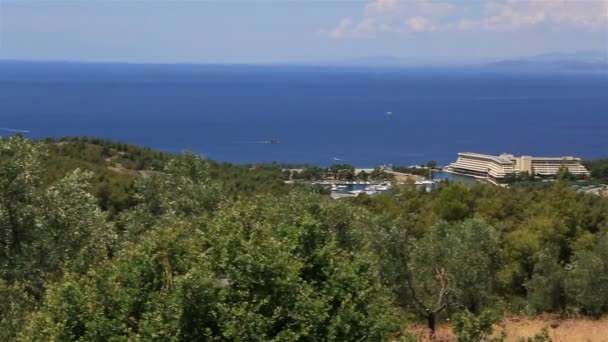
322,178,444,199
288,167,488,199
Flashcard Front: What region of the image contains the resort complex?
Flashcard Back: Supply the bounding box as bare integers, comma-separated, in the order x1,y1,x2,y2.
447,152,589,181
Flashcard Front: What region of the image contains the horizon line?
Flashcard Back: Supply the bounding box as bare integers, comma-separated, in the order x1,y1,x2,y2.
1,49,606,67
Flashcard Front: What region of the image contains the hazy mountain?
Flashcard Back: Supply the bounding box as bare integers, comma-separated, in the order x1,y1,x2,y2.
316,51,608,71
307,56,445,67
487,51,608,72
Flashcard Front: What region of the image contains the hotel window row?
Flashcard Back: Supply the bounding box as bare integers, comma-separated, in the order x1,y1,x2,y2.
447,152,589,180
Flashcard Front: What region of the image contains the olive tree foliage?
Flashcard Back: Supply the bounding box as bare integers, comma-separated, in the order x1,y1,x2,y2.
0,137,112,288
0,280,35,342
20,223,201,342
365,213,413,309
0,136,113,340
451,309,504,342
27,169,114,291
121,151,224,240
201,193,398,341
406,219,501,332
565,234,608,317
500,214,568,296
525,245,566,314
0,136,43,282
21,192,400,341
433,183,474,222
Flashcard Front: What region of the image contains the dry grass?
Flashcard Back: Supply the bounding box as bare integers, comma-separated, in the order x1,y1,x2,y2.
407,315,608,342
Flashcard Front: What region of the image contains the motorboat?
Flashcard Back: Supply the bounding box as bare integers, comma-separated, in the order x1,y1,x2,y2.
415,180,435,186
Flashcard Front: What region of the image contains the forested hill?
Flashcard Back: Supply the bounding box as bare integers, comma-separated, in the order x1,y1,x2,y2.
40,137,292,216
2,135,608,341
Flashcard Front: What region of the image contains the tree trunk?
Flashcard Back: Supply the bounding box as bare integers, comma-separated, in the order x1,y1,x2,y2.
427,312,436,333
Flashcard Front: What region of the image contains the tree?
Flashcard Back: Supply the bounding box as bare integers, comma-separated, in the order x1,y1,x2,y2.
451,309,504,342
556,166,574,181
21,192,401,341
328,164,355,180
565,234,608,317
433,182,474,221
121,151,223,240
356,170,369,181
525,245,567,313
0,136,44,283
406,219,501,333
0,137,113,340
584,158,608,183
0,137,112,292
426,160,437,169
298,166,324,181
25,169,114,292
501,214,569,296
0,280,34,342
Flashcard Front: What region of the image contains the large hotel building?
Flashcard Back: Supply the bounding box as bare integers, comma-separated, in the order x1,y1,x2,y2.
447,152,589,181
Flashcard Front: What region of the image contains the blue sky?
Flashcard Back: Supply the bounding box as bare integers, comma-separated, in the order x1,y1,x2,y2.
1,0,607,63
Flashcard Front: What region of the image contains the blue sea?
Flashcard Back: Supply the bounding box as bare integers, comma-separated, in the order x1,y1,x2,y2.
1,62,607,166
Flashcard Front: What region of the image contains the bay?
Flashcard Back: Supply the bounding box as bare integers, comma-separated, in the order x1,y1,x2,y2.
1,62,607,166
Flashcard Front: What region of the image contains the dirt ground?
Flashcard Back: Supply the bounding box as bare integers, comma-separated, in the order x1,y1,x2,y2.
408,315,608,342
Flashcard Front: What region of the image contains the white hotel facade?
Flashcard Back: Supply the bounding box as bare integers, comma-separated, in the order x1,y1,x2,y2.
447,152,589,181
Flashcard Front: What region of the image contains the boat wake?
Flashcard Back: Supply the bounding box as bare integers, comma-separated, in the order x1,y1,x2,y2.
239,139,280,144
0,127,31,133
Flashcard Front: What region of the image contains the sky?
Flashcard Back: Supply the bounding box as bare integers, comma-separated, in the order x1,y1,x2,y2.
1,0,607,64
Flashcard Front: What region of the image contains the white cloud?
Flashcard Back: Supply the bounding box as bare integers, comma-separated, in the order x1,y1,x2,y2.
328,17,354,40
407,17,436,32
325,0,608,40
365,0,399,15
415,2,454,17
353,18,378,37
459,0,608,31
326,0,449,39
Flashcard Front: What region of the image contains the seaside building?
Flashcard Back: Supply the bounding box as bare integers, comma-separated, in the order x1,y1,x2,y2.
447,152,589,181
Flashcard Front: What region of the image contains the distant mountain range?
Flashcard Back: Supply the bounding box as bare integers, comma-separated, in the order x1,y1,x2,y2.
319,56,436,67
2,51,607,72
320,51,608,72
486,51,608,72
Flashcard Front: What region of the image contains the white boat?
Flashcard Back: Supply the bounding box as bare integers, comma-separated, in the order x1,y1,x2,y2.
415,180,435,185
365,184,391,192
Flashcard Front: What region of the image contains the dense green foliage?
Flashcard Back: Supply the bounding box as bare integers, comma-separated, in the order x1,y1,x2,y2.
451,309,504,342
583,159,608,183
41,137,295,215
2,135,608,341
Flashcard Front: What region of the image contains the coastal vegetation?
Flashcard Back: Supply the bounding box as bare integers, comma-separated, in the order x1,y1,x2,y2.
583,159,608,184
2,135,608,341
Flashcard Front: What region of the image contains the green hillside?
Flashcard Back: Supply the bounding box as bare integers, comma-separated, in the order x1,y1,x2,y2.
2,135,608,341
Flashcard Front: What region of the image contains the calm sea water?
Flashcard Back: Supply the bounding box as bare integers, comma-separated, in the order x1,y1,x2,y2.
1,62,607,166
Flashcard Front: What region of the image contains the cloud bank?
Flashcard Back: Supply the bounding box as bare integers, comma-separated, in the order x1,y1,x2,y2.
326,0,608,40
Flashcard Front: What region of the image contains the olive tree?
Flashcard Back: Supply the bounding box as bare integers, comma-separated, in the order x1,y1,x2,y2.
565,234,608,317
121,151,224,241
0,136,113,340
21,192,400,341
525,245,567,313
406,219,501,332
